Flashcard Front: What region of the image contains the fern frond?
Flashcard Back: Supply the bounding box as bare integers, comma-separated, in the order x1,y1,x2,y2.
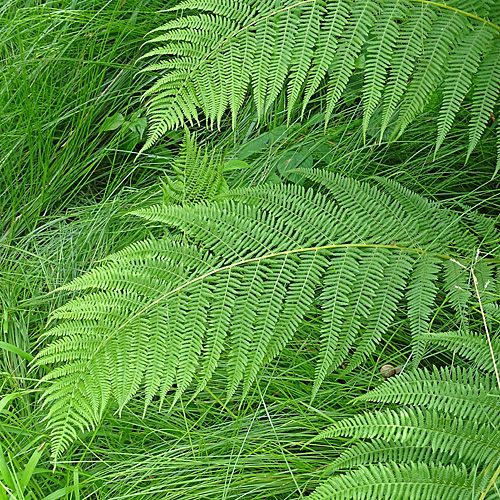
313,359,500,498
224,262,265,397
443,259,471,326
379,3,434,138
301,0,349,112
196,268,238,394
141,0,500,160
435,24,495,154
346,250,413,372
324,247,390,379
35,166,500,457
162,131,226,205
329,439,451,471
362,0,410,135
355,366,500,426
286,0,320,117
372,175,479,251
295,168,418,244
419,331,500,373
393,9,470,137
310,462,489,500
406,254,441,365
252,14,277,117
313,247,361,398
264,8,298,117
167,0,255,22
323,0,379,124
263,251,329,364
318,407,500,468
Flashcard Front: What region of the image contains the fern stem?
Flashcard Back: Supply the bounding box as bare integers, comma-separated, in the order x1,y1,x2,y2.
409,0,500,34
74,245,452,351
479,460,500,500
54,243,494,397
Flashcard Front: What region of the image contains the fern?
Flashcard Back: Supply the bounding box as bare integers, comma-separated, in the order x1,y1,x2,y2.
419,330,500,374
310,463,495,500
362,0,409,136
34,145,500,458
161,131,228,205
312,333,500,499
319,407,500,470
356,365,500,425
140,0,500,161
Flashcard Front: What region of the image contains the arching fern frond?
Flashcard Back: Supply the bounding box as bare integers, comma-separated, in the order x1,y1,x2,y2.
310,462,494,500
34,168,500,458
140,0,500,160
419,330,500,374
312,346,500,499
317,407,500,468
355,365,500,425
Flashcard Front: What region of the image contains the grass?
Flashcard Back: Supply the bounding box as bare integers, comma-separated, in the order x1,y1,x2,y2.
61,346,382,499
0,0,499,498
0,0,177,496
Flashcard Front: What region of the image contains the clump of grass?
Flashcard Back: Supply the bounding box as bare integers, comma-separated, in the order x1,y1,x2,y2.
0,0,176,495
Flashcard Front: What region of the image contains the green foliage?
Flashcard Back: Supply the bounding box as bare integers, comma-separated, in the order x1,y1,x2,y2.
161,131,228,204
420,330,500,373
310,462,496,500
141,0,500,158
311,337,500,499
34,140,500,458
3,0,500,494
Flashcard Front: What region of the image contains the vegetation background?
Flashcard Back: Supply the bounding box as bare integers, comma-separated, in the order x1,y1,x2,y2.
0,0,499,498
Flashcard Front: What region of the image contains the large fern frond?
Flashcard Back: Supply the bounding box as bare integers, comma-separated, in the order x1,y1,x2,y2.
419,330,500,374
140,0,500,160
35,163,500,458
310,462,495,500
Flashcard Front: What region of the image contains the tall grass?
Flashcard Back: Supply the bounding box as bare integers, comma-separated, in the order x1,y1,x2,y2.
0,1,174,496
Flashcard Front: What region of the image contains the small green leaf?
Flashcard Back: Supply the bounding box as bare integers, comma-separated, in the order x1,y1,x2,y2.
128,116,147,138
100,112,124,132
222,159,251,172
41,487,74,500
277,147,313,182
20,443,45,491
0,395,16,414
0,445,15,492
0,342,33,362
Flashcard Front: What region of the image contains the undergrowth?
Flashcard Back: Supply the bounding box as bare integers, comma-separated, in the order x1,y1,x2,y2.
0,0,499,498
